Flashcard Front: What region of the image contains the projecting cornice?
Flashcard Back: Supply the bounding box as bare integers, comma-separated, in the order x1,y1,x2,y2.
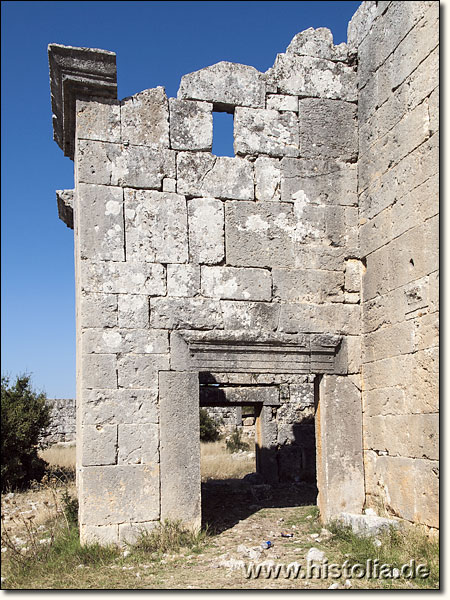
48,43,117,160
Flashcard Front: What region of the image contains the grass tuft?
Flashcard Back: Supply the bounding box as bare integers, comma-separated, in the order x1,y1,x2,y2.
133,520,208,556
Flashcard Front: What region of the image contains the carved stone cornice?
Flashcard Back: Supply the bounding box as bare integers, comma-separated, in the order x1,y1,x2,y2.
48,43,117,159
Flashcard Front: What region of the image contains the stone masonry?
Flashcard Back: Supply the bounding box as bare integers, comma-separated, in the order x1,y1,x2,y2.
48,1,439,545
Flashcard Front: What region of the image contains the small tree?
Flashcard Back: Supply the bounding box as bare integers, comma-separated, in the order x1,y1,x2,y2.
199,408,222,442
1,374,51,491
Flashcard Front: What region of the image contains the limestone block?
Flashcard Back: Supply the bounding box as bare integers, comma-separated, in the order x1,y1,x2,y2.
118,295,149,329
80,464,160,525
221,301,280,332
429,86,439,135
82,354,117,389
366,455,438,528
362,321,415,364
225,201,297,267
201,266,272,301
120,87,169,147
334,335,361,375
76,98,121,143
362,354,414,392
279,303,360,335
83,389,158,425
409,347,439,413
255,157,281,201
81,260,166,295
363,414,438,460
317,375,365,521
77,140,175,189
273,268,343,303
267,54,356,102
56,189,74,228
347,0,378,49
338,513,399,537
162,177,176,193
118,423,159,465
298,99,357,161
177,152,253,200
234,108,299,157
414,311,438,352
178,61,265,109
82,328,168,355
169,99,212,151
77,183,124,261
287,27,348,62
187,197,224,264
80,291,117,328
150,297,223,330
294,246,345,271
125,190,188,263
281,157,357,206
167,264,200,297
266,95,298,112
119,522,159,545
159,372,201,529
117,354,169,389
80,524,119,545
345,259,362,293
363,387,408,418
82,424,117,466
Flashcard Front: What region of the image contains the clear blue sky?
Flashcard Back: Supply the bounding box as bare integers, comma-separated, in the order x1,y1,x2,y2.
1,0,361,399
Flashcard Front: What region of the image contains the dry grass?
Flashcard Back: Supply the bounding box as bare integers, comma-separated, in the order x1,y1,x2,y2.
40,445,76,470
200,440,255,481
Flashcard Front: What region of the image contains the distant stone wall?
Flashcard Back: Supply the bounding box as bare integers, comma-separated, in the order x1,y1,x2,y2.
41,398,76,445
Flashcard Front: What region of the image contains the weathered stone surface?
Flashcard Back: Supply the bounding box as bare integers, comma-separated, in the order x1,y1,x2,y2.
118,522,158,545
279,304,360,335
162,177,177,193
177,152,253,200
77,140,175,189
273,268,343,303
81,524,119,545
169,99,212,151
187,198,224,264
76,98,121,143
82,328,169,355
117,354,169,389
317,375,365,521
201,266,272,301
255,157,281,201
178,61,265,109
125,190,188,263
159,372,201,529
167,264,200,297
281,158,357,205
118,423,159,464
118,295,149,329
298,99,357,161
150,297,223,330
81,261,166,295
221,301,280,332
80,292,117,328
80,465,160,525
287,27,348,62
267,54,356,102
234,108,299,157
121,87,169,147
266,94,298,112
362,321,414,363
83,389,158,425
56,189,74,228
82,424,117,466
345,259,362,293
339,513,399,537
82,354,117,389
363,414,438,460
78,183,124,261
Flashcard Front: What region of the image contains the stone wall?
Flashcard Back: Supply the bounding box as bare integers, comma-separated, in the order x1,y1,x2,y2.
41,398,76,444
47,0,439,544
348,1,439,529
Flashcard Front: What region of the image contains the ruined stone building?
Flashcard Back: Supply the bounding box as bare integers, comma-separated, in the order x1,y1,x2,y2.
48,0,439,544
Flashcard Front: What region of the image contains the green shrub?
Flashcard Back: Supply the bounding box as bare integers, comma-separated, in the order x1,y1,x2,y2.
1,374,51,491
199,408,222,442
225,427,249,453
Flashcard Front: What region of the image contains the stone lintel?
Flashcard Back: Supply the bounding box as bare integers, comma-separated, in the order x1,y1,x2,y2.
56,189,74,229
48,43,117,159
175,330,341,374
200,385,280,406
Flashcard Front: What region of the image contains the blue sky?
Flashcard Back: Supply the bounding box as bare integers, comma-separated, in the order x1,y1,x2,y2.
1,0,361,398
